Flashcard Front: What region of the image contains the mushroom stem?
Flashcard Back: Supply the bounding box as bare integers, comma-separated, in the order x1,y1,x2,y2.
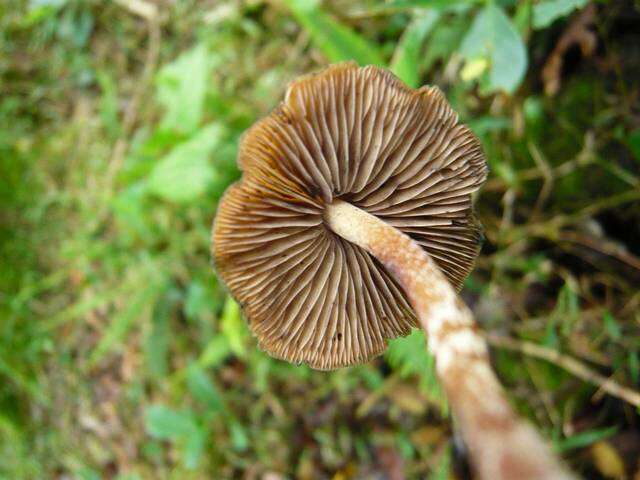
324,199,575,480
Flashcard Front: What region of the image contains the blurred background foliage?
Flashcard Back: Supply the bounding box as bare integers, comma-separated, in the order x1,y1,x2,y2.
1,0,640,478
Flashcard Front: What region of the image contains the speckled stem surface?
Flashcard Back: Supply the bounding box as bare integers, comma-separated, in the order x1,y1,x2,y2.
325,199,575,480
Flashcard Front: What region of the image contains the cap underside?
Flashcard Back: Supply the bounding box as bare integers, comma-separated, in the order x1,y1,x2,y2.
213,63,487,370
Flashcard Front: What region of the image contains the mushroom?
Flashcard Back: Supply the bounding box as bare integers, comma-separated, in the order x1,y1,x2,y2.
212,63,574,479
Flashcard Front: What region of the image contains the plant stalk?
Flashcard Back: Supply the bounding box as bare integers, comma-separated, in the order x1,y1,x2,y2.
324,199,575,480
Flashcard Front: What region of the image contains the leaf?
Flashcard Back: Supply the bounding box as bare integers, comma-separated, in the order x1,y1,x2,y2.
24,0,68,26
111,184,154,244
459,5,528,93
145,405,206,469
77,468,101,480
183,427,206,470
533,0,588,30
281,0,384,65
184,280,219,321
89,278,160,366
554,426,618,453
0,356,45,404
422,15,470,73
96,70,120,139
390,9,440,88
386,329,447,415
591,441,625,479
220,296,247,358
186,363,224,412
157,44,213,133
147,123,223,203
145,288,176,378
513,0,533,35
627,129,640,163
602,312,621,341
374,0,479,12
460,57,488,82
629,350,639,384
555,284,579,337
429,446,452,480
467,116,511,137
145,405,196,439
228,418,249,452
199,335,231,369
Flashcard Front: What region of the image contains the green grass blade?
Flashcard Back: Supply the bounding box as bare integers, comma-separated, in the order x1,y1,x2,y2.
282,0,384,66
554,426,618,453
390,9,440,87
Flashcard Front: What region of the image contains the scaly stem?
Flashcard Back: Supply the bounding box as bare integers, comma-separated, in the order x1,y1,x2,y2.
324,199,575,480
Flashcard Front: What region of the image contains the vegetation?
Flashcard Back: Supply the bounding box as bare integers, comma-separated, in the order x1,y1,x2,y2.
1,0,639,478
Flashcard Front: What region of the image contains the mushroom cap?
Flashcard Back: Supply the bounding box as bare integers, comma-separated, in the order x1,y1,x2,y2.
212,63,488,370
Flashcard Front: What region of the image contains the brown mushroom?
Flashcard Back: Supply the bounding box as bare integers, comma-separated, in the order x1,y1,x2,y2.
213,62,486,369
212,63,575,480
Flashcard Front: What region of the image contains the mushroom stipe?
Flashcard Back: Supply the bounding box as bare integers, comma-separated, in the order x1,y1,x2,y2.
212,63,575,480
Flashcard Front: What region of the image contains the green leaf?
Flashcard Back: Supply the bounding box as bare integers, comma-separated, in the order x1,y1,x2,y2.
386,329,447,415
513,0,533,35
390,9,440,88
89,278,160,366
184,280,219,321
147,123,223,203
186,363,224,412
533,0,587,30
429,445,452,480
220,296,247,358
144,405,206,469
422,15,469,73
374,0,479,12
282,0,384,65
629,350,639,384
96,70,120,139
603,312,621,341
145,289,176,378
77,468,101,480
228,418,249,452
460,5,527,93
199,335,231,369
145,405,196,439
554,426,618,453
157,44,213,134
467,116,511,137
183,427,206,469
627,129,640,163
111,184,154,244
554,284,579,337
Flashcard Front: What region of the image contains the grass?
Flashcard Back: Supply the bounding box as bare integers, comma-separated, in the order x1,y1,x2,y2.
1,1,639,478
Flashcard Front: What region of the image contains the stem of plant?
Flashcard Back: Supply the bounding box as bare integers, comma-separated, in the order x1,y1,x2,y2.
324,199,575,480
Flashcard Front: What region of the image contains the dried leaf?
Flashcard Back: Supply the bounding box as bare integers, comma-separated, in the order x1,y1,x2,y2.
591,441,625,479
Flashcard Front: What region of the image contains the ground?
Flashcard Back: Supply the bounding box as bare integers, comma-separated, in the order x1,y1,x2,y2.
1,1,639,479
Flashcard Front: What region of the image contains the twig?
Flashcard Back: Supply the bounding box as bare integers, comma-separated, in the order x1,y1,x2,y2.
485,333,640,408
542,4,597,96
484,155,592,193
557,231,640,271
528,141,553,220
499,188,640,245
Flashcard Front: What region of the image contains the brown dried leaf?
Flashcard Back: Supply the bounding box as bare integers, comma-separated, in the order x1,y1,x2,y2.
591,441,625,479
